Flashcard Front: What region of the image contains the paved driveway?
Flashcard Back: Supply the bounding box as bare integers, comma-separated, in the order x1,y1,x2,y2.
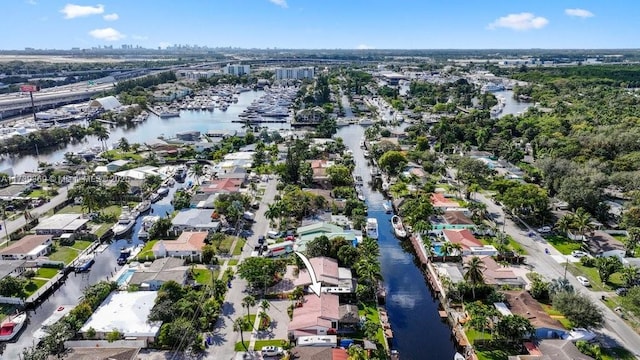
253,300,290,342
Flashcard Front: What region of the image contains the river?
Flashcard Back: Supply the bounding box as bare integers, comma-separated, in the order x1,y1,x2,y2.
337,125,457,360
493,90,531,118
0,90,290,176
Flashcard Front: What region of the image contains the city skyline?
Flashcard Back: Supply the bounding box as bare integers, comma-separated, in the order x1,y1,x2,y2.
2,0,639,50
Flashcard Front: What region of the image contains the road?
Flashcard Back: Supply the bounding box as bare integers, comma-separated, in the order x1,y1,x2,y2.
205,177,278,360
474,192,640,357
1,184,70,244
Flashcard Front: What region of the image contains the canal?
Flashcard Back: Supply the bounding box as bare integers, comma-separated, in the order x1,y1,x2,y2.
337,125,457,360
0,90,290,175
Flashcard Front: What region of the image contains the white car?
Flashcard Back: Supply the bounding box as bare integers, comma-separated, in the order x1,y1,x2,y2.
576,276,591,287
261,346,284,357
571,250,589,258
537,226,552,233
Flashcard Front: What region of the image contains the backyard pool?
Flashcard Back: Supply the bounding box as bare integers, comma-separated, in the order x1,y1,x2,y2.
116,268,136,287
432,243,445,257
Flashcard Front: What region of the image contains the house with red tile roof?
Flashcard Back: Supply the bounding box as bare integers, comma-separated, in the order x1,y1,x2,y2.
463,255,525,288
153,231,208,259
294,257,355,293
197,178,243,194
442,229,497,256
288,293,341,339
430,193,460,209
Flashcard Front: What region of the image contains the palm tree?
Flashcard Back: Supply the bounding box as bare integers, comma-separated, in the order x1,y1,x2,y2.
93,125,110,151
264,203,281,228
620,265,639,288
464,256,486,299
113,179,130,204
118,137,130,152
555,214,574,236
241,295,256,323
624,227,640,256
233,317,249,351
572,207,593,239
413,220,431,236
450,243,463,259
441,241,454,262
259,299,270,314
189,163,205,186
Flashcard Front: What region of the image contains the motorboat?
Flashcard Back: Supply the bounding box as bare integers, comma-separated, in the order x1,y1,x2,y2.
366,218,379,240
391,215,407,239
117,247,132,266
74,255,95,272
135,200,151,214
138,215,160,240
0,312,27,341
149,193,161,203
157,187,170,196
454,353,465,360
383,202,392,214
159,109,180,118
357,190,365,202
33,305,75,342
363,150,370,158
112,207,135,236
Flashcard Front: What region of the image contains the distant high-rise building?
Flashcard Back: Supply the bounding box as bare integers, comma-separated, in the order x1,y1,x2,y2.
222,64,250,76
275,67,315,80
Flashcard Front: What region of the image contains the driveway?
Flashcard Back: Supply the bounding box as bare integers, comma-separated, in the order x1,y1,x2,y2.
252,300,290,343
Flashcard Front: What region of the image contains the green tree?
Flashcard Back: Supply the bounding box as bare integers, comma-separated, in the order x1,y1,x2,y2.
529,273,550,300
337,245,359,268
0,276,25,297
361,319,381,340
624,227,640,256
595,256,622,283
495,315,535,344
242,295,256,323
117,137,130,152
305,235,331,258
233,317,249,351
106,329,122,342
463,256,486,299
237,257,285,290
548,277,574,295
189,163,205,186
553,291,604,328
500,183,549,219
378,150,407,175
326,165,354,187
620,265,640,288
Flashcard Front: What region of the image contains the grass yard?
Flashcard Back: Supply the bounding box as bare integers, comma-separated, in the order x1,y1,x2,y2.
70,240,94,250
192,268,213,286
242,314,256,331
102,150,143,161
232,239,246,256
568,264,624,291
27,189,47,198
218,236,235,253
36,267,60,279
24,279,48,297
234,339,285,352
57,205,84,214
540,303,572,329
227,259,239,266
465,327,492,343
48,246,79,265
476,349,511,360
93,223,112,237
358,302,386,347
546,235,582,255
136,240,158,260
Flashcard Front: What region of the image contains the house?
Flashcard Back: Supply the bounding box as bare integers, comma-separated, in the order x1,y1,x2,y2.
197,178,243,195
170,209,220,234
59,348,140,360
106,159,129,172
508,340,594,360
294,257,355,293
303,189,345,212
0,234,53,260
153,231,208,259
441,229,498,256
115,166,166,180
0,260,26,279
430,211,476,233
464,255,526,288
585,231,626,258
79,291,162,346
215,166,248,182
308,160,335,187
431,193,460,209
296,222,357,253
501,290,567,340
288,293,341,339
105,178,145,194
33,213,89,237
129,257,188,291
290,347,348,360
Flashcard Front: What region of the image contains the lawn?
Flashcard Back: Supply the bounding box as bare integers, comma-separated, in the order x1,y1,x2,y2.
136,240,158,260
218,236,235,253
27,189,47,198
568,264,624,291
192,268,213,286
242,314,256,331
93,223,112,237
24,279,48,297
57,205,84,214
232,239,246,256
227,259,239,266
546,235,582,255
476,349,511,360
358,302,386,347
540,303,572,329
465,327,492,343
234,339,285,351
103,150,143,161
70,240,94,250
48,246,80,265
36,267,60,279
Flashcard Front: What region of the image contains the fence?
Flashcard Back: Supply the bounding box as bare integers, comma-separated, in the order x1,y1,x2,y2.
0,296,25,305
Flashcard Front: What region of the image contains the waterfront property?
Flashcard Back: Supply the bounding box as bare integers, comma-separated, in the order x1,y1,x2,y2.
430,211,476,233
295,222,358,253
33,213,88,237
170,209,220,234
115,166,166,180
441,229,498,256
79,291,162,345
500,291,567,340
0,234,53,260
294,256,355,293
129,258,187,291
54,348,139,360
288,293,341,339
152,231,208,259
290,347,348,359
430,193,461,209
0,259,27,278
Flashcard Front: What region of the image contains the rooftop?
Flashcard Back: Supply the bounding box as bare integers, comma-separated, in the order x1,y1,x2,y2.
33,213,85,231
443,211,474,225
171,209,218,228
197,178,243,194
0,234,52,255
431,193,460,208
586,231,625,254
54,347,139,360
0,259,26,278
129,258,187,286
153,231,208,253
289,293,340,331
536,339,594,360
442,229,482,250
503,290,565,331
80,291,162,337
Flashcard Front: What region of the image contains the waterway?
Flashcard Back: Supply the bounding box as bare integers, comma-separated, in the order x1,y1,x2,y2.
493,90,531,118
0,90,290,176
337,125,457,360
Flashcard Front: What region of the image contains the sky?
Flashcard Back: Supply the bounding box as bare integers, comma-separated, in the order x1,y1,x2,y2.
1,0,638,50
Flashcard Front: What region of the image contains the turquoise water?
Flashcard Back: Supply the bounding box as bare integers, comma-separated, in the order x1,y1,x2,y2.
433,243,445,256
116,268,136,286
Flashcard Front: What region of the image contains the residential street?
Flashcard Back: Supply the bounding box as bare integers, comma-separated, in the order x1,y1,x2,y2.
205,177,278,360
474,192,640,357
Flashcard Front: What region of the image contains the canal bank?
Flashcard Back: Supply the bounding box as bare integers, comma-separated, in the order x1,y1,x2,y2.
338,125,457,360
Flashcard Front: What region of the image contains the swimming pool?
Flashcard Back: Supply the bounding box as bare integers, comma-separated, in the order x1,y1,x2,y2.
116,268,136,286
432,244,445,257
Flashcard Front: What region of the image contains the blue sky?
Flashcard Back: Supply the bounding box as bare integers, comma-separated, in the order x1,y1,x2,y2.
1,0,637,50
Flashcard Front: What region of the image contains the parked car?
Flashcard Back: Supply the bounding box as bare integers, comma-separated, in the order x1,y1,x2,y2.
571,250,589,258
537,226,552,234
261,346,283,357
576,276,591,287
616,287,628,296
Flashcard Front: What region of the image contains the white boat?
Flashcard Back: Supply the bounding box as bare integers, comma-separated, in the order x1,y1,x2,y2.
363,150,370,158
112,207,135,236
366,218,379,239
357,190,365,201
0,312,27,341
383,202,392,214
157,187,170,196
159,110,180,118
135,200,151,214
454,353,465,360
149,193,161,203
33,305,75,342
137,215,160,240
391,215,407,239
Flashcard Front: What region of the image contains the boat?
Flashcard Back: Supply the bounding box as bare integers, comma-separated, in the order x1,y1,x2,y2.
135,200,151,214
370,167,380,177
117,247,132,266
383,202,392,214
74,255,95,272
0,312,27,341
149,193,161,203
454,353,465,360
391,215,407,239
366,218,379,239
33,305,75,342
357,190,365,201
363,150,370,158
354,175,364,186
157,187,170,196
159,110,180,118
138,215,160,240
112,207,135,236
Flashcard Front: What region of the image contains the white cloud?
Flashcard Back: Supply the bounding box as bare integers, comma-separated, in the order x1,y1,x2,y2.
488,12,549,31
26,0,37,5
61,4,104,19
132,35,148,41
103,13,119,21
88,27,125,41
565,8,594,18
356,44,374,50
268,0,287,8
